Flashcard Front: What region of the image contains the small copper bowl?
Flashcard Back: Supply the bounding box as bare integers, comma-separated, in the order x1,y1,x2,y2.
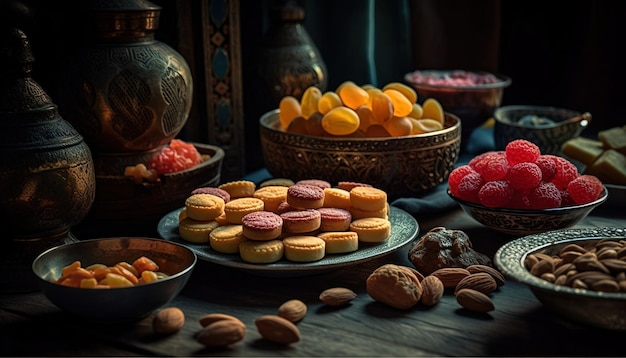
259,110,461,200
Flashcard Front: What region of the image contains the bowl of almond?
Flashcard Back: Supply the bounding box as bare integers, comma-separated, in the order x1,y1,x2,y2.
494,226,626,330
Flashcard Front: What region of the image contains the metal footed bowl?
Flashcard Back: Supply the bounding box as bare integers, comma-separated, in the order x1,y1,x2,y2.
259,109,461,200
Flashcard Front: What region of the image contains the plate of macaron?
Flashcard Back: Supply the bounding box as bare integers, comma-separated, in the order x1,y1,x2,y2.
157,178,419,276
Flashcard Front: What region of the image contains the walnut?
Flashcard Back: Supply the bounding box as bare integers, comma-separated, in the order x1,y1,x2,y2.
407,227,492,275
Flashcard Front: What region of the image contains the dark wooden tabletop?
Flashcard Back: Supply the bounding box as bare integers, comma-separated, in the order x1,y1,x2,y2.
1,203,625,357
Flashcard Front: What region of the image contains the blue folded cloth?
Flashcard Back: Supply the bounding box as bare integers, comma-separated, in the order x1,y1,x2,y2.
244,126,495,217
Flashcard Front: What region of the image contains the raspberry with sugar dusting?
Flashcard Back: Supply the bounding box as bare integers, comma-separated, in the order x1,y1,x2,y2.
528,182,562,209
550,156,580,189
448,165,476,196
506,162,542,191
456,172,484,203
567,175,604,204
505,139,541,165
478,180,513,208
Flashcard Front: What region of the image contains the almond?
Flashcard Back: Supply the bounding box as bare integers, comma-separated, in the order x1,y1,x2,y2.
153,307,185,335
366,264,422,310
420,275,444,306
455,288,495,313
454,272,497,296
198,313,243,327
430,267,470,288
319,287,357,306
466,264,506,286
255,315,301,345
277,299,307,322
196,319,246,347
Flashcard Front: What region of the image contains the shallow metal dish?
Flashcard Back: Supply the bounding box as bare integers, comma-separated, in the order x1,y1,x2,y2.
448,187,608,236
32,237,197,323
495,227,626,330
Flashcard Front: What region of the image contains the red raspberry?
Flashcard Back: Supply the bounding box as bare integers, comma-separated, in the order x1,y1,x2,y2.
567,175,604,205
448,165,476,197
528,182,562,209
149,139,203,174
560,189,575,207
505,139,541,165
478,180,513,208
550,156,580,190
474,152,510,182
455,172,484,203
506,162,543,191
535,155,556,183
509,189,531,209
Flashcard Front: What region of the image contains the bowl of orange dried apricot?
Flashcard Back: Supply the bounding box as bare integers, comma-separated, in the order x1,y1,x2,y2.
32,237,196,323
259,81,461,200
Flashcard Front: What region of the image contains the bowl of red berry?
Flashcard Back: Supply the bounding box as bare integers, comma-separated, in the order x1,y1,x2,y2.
447,139,608,236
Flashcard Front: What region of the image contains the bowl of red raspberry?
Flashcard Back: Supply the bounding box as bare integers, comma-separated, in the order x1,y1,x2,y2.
447,139,608,236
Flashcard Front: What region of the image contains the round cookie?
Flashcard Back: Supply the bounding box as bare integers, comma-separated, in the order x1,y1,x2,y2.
286,184,325,209
317,231,359,254
317,207,352,232
283,236,326,262
239,239,284,264
178,217,220,244
185,194,225,221
280,209,321,234
337,181,372,191
224,197,265,224
253,185,289,213
276,201,297,214
219,180,256,199
296,179,331,189
349,217,391,243
350,203,389,220
191,186,231,203
350,186,387,212
209,224,245,254
260,178,295,188
242,211,284,241
322,187,352,210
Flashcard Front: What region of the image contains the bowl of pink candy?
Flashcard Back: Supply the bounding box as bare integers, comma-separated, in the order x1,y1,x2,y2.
404,70,511,147
447,139,608,236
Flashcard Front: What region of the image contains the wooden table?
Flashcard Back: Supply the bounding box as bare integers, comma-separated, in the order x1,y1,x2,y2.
1,204,625,357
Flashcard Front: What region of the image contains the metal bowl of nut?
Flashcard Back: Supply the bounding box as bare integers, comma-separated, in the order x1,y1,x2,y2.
494,226,626,330
32,237,197,323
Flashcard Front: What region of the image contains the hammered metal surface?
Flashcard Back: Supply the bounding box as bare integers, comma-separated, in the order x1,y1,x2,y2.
495,227,626,330
259,110,461,200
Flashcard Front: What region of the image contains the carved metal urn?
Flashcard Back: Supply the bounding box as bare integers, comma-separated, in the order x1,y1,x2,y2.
0,28,96,291
57,0,193,175
257,0,328,104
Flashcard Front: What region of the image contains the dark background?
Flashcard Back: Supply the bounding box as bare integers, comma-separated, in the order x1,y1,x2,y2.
3,0,624,174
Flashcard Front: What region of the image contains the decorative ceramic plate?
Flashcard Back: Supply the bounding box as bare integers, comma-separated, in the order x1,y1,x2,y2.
157,206,419,276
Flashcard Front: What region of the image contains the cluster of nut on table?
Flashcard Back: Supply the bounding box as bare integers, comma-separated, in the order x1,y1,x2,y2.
147,226,506,348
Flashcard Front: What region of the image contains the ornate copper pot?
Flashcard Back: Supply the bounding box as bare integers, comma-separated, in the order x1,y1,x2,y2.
57,0,193,162
0,28,96,291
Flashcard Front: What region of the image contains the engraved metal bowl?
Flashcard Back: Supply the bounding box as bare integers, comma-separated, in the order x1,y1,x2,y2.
494,105,591,155
495,227,626,330
259,109,461,200
32,237,197,323
448,187,608,236
404,70,511,148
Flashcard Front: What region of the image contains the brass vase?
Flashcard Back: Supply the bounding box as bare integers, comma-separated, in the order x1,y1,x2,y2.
0,28,96,292
257,0,328,104
57,0,193,175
